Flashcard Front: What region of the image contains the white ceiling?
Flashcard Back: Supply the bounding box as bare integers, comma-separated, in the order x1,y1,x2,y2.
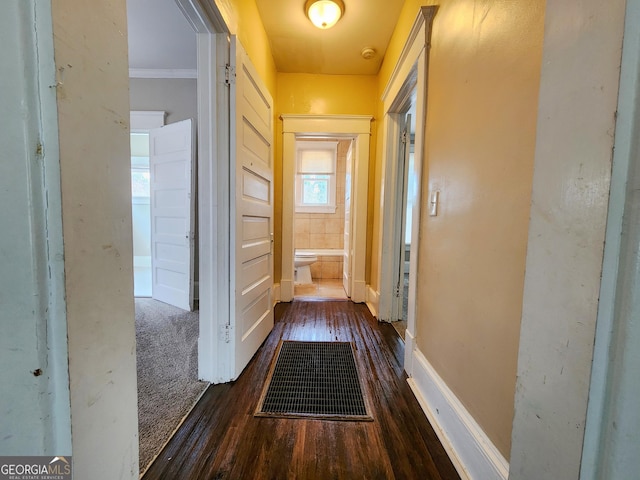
127,0,404,75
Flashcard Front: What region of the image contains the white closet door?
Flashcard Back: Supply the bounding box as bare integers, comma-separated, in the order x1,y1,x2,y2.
150,119,195,311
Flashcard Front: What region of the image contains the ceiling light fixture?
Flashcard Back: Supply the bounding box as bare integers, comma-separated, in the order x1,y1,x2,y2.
305,0,344,29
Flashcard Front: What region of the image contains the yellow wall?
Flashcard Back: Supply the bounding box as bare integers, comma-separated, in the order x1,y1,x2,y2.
274,73,378,282
220,0,277,95
373,0,545,458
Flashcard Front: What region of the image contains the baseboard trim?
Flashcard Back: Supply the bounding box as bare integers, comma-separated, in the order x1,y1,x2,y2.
408,348,509,480
352,280,367,303
280,279,294,302
365,286,379,318
273,283,281,305
404,328,415,375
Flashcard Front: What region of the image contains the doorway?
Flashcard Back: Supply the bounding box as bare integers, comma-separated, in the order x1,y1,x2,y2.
130,128,153,297
130,112,197,309
392,99,417,339
292,137,352,300
377,6,435,372
378,84,423,332
281,115,373,304
126,0,227,472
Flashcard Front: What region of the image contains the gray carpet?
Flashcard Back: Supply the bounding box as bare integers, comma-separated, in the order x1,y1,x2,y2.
135,298,208,473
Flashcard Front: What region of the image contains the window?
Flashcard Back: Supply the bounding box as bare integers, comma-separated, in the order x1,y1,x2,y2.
131,132,150,204
295,141,338,213
131,168,150,199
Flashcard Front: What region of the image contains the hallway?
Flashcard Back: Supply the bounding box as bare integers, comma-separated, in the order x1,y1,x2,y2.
142,300,460,479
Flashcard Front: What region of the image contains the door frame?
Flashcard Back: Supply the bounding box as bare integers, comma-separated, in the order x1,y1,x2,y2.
377,6,436,372
343,140,354,297
130,110,165,299
581,0,640,475
280,115,372,303
171,0,231,383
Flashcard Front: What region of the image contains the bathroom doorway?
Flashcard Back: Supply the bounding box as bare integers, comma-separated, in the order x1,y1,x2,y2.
280,114,373,303
292,137,352,300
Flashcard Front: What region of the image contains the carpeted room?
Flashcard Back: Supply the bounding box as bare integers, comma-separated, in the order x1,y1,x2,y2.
135,298,208,472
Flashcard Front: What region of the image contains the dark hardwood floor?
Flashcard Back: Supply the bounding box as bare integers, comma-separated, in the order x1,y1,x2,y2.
143,300,460,480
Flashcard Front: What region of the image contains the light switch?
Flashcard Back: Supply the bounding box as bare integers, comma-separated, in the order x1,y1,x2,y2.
429,190,439,216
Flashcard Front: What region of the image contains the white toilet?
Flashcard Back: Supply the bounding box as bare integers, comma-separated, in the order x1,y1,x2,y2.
294,251,318,284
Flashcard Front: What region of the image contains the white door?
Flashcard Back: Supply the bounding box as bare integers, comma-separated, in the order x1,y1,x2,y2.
343,141,354,297
149,119,195,311
230,37,274,379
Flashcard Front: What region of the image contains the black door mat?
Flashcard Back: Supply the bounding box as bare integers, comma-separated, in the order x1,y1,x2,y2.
255,340,373,421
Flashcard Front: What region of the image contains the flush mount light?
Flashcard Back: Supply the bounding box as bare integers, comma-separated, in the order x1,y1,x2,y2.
305,0,344,29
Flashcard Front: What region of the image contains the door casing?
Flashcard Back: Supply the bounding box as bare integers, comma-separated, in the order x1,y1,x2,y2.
280,115,372,303
377,6,436,373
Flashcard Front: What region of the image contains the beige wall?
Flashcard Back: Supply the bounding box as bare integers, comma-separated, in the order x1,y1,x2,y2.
275,74,377,283
51,0,139,477
373,0,545,458
129,78,197,125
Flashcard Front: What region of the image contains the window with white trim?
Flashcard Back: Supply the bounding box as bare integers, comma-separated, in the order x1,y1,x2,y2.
295,140,338,213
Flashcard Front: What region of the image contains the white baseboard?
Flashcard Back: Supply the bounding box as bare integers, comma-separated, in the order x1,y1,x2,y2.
353,280,367,303
407,348,509,480
280,279,294,302
365,285,379,318
404,328,415,375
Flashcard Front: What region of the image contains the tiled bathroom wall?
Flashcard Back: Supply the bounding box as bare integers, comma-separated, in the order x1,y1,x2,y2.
309,254,343,280
294,139,350,279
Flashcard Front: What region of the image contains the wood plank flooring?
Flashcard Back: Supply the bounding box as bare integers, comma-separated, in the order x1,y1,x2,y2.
142,300,460,480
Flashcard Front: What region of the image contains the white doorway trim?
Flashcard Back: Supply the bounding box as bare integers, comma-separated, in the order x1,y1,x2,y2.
168,0,231,383
281,115,372,303
377,6,436,372
581,0,640,476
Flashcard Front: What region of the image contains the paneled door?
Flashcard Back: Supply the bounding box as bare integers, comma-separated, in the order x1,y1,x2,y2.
149,119,195,311
230,37,274,379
